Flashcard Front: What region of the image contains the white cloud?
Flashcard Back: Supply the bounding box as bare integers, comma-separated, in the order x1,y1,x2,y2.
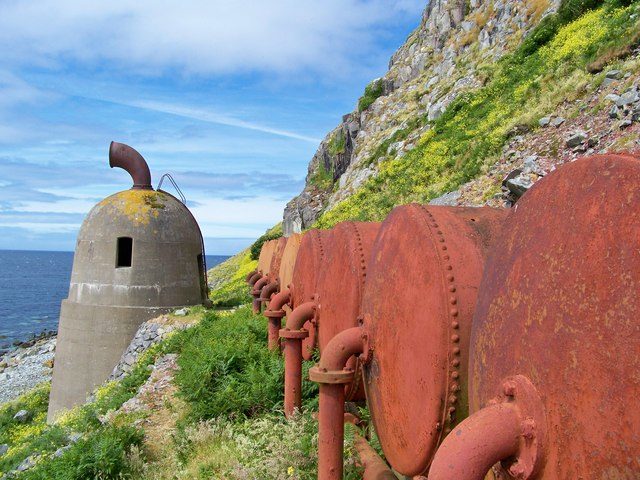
111,98,321,143
190,195,286,237
0,0,424,76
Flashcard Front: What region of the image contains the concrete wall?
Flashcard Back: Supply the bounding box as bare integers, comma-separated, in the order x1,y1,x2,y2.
48,189,206,421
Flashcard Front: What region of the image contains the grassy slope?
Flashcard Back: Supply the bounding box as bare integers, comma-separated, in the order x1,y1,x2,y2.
316,0,640,228
2,3,640,479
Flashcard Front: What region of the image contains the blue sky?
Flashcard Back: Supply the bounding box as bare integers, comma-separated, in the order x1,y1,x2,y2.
0,0,424,255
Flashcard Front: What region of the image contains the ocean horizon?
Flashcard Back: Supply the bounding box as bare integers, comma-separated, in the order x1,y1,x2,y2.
0,249,228,352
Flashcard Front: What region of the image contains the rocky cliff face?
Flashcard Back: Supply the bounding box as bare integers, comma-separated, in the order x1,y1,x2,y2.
283,0,561,235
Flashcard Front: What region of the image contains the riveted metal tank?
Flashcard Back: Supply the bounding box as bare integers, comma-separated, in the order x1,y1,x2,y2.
315,221,380,399
278,233,302,292
309,204,507,480
429,153,640,480
48,142,208,421
255,236,288,314
269,229,332,416
289,229,332,360
268,237,288,281
257,240,276,276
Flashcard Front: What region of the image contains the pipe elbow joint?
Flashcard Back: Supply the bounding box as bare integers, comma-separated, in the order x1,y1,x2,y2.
284,301,316,332
259,281,279,302
252,276,269,296
248,272,262,286
265,289,291,318
246,269,259,283
318,326,365,373
109,141,153,190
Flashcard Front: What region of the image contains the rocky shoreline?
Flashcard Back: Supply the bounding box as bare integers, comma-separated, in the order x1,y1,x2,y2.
0,309,201,407
0,336,56,404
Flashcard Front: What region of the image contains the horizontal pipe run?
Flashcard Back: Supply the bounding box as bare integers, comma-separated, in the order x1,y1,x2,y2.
353,434,397,480
428,402,522,480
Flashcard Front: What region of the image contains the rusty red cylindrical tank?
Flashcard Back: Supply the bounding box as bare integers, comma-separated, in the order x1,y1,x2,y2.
310,204,507,480
263,234,302,350
278,233,302,293
257,239,276,276
429,154,640,480
253,238,287,313
283,222,379,418
270,229,331,415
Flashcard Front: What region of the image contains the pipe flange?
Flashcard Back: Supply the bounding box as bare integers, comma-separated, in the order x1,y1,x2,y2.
309,365,355,385
493,375,547,479
264,309,286,319
280,328,309,340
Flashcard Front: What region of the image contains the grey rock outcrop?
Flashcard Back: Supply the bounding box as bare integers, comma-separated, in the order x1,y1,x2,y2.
282,0,562,232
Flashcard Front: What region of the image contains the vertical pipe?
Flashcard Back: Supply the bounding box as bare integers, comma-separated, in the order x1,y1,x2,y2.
283,338,303,416
267,319,281,351
318,384,346,480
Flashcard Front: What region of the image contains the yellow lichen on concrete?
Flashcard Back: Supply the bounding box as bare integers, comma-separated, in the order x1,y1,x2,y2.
98,190,168,225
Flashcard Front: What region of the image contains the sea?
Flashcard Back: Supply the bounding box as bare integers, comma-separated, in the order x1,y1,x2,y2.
0,250,228,352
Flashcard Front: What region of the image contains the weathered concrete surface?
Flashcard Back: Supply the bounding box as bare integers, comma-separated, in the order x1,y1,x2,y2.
48,189,206,421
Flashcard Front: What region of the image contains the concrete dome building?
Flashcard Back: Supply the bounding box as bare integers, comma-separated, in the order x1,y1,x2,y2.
48,142,209,421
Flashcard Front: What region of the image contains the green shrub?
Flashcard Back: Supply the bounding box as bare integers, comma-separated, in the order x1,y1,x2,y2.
327,130,346,156
358,79,385,112
249,226,283,261
308,162,334,190
174,308,317,422
21,424,143,480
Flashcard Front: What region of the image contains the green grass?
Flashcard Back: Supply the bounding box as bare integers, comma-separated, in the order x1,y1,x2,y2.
172,307,318,422
0,337,171,477
358,79,385,112
209,250,257,308
308,162,334,190
249,223,283,261
327,130,346,156
316,0,640,228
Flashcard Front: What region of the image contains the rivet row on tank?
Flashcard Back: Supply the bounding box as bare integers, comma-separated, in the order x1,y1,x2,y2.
419,205,461,434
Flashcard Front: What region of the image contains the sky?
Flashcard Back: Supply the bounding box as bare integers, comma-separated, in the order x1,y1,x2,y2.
0,0,424,255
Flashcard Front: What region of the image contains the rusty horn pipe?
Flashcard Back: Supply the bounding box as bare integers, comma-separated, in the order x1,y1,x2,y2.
264,288,291,351
309,327,365,480
353,434,397,480
246,269,259,283
109,141,153,190
428,403,523,480
248,271,262,286
279,301,316,417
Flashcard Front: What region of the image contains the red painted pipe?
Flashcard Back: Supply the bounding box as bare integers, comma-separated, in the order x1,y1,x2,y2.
252,276,269,296
248,272,262,286
264,289,290,351
279,301,316,417
428,403,522,480
259,281,279,303
310,327,365,480
252,297,262,314
266,288,290,313
246,269,259,283
353,434,397,480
